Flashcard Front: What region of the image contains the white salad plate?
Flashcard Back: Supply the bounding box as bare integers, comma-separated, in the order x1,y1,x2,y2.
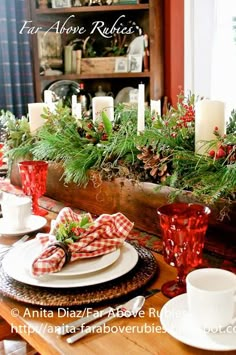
0,215,47,237
160,293,236,351
2,240,139,288
49,247,120,277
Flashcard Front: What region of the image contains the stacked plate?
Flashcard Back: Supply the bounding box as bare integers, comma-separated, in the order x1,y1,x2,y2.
2,239,139,288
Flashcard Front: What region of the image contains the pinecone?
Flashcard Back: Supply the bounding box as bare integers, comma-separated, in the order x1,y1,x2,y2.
137,146,170,182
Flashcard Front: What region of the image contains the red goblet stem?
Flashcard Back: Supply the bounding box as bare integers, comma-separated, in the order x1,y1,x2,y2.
176,265,187,285
31,193,39,215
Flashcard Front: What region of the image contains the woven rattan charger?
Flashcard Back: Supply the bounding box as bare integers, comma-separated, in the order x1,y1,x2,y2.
0,242,159,307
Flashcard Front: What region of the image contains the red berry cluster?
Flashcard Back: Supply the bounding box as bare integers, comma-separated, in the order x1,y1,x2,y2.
97,123,108,141
178,104,195,128
84,121,108,142
209,144,236,162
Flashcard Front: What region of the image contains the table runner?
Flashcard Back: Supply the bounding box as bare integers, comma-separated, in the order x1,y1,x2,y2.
0,179,235,273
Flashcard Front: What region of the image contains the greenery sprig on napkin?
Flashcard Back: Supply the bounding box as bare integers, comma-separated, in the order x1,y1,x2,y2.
55,216,94,244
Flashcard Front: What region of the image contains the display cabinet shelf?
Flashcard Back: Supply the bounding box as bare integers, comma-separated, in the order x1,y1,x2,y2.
35,4,149,15
28,0,163,103
42,72,150,81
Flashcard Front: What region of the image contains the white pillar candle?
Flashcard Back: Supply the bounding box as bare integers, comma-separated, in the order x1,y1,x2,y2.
137,84,145,133
195,100,226,155
92,96,114,123
28,103,48,133
150,99,161,116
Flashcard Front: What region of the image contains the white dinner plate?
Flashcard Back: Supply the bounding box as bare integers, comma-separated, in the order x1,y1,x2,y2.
160,293,236,351
50,248,120,277
2,240,139,288
0,215,47,237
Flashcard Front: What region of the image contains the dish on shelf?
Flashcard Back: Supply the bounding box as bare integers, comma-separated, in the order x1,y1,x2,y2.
2,240,139,288
115,87,135,105
46,80,80,103
127,35,144,56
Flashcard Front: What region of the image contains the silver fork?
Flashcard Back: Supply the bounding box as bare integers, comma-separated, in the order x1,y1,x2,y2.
0,234,29,256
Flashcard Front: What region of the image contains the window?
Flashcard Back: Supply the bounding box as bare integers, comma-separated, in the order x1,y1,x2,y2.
184,0,236,118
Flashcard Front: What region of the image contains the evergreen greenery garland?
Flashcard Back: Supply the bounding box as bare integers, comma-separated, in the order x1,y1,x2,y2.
0,93,235,208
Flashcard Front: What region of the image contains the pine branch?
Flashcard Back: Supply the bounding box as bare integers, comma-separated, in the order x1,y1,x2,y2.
63,145,104,186
171,151,236,203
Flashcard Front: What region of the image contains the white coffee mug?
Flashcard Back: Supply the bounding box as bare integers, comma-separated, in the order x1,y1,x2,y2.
186,268,236,331
1,193,32,231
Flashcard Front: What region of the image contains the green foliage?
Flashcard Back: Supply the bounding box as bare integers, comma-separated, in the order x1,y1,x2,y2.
0,110,34,168
102,111,113,137
102,34,128,57
63,144,104,186
227,110,236,135
169,151,236,203
0,110,32,150
2,94,236,206
55,215,93,244
82,36,97,58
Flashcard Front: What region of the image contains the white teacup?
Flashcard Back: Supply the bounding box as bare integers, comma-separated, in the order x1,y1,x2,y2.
1,193,32,231
186,268,236,331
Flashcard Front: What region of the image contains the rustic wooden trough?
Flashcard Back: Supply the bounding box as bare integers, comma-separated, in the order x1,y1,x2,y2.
10,162,235,252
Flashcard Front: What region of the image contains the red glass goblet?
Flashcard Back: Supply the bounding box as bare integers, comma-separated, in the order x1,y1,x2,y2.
18,160,48,216
0,143,4,167
157,203,211,298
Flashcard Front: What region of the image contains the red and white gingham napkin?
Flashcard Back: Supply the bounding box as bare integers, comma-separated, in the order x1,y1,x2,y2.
32,207,134,276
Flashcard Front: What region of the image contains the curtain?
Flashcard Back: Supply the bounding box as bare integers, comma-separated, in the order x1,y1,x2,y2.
210,0,236,118
0,0,34,117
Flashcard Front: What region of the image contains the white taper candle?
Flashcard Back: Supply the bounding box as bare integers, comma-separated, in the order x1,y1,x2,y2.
137,84,145,133
73,103,82,120
44,90,53,105
71,95,77,117
44,90,55,113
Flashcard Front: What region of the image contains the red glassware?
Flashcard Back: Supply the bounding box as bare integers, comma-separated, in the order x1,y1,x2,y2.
18,161,48,216
0,143,4,167
157,203,211,298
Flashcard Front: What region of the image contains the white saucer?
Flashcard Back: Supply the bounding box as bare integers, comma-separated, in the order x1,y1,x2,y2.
160,294,236,351
0,215,47,237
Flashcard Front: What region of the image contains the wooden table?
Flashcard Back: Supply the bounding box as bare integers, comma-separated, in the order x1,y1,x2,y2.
0,212,233,355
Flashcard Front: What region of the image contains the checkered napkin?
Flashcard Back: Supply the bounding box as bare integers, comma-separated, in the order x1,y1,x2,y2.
31,207,134,276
